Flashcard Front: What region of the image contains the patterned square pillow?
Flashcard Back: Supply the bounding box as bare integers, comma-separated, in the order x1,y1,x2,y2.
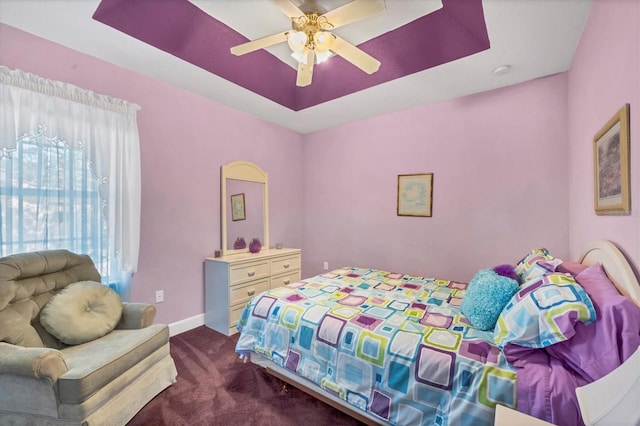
494,272,596,349
515,248,563,285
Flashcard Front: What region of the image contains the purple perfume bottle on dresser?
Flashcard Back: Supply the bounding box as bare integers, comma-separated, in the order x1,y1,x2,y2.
233,237,246,250
249,238,262,253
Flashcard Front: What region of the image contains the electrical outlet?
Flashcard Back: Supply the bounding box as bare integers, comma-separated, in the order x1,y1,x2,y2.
323,261,329,270
155,290,164,303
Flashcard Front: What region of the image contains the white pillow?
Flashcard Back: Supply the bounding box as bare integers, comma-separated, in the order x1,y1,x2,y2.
40,281,123,345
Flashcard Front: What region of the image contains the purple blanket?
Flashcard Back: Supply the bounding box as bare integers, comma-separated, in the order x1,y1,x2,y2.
506,345,587,424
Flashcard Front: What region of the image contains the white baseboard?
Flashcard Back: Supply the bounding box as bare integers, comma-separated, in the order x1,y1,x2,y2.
168,314,204,336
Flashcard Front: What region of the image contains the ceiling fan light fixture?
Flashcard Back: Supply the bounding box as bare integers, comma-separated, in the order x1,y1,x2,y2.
287,30,307,53
291,50,308,64
315,50,333,64
313,31,333,53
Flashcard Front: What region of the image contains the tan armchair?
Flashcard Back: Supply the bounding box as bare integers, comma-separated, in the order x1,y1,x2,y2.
0,250,177,425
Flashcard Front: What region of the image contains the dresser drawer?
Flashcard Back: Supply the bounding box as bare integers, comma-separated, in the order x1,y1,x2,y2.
230,260,269,285
270,270,301,289
230,278,269,305
270,254,301,276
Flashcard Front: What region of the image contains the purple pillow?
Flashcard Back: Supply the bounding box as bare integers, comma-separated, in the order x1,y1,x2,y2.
545,263,640,382
556,260,588,276
493,264,518,281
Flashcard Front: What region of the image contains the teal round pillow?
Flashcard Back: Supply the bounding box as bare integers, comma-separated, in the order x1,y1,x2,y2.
460,269,519,331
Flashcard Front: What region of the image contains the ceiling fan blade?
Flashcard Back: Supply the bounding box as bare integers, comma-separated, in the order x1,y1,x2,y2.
330,35,380,74
273,0,305,19
296,50,315,87
230,31,288,56
322,0,385,30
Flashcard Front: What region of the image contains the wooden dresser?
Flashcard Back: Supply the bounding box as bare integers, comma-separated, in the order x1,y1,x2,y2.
204,248,302,336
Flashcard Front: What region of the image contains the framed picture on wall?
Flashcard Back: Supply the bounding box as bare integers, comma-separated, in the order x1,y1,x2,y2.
593,104,630,215
397,173,433,217
231,193,246,221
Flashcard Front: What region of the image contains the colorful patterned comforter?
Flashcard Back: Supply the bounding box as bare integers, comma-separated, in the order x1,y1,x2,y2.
236,267,517,426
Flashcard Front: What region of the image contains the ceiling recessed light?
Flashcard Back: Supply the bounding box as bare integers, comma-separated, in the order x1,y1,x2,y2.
493,65,512,76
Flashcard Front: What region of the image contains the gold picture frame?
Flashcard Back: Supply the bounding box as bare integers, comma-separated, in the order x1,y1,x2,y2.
231,193,246,221
397,173,433,217
594,104,630,215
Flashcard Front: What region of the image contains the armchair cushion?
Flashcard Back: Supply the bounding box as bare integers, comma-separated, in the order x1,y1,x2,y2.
58,324,170,404
40,281,123,345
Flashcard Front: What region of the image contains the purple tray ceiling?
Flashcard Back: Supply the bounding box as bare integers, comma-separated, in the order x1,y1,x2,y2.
93,0,489,111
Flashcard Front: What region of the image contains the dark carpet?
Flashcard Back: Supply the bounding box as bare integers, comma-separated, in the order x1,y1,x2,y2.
128,326,366,426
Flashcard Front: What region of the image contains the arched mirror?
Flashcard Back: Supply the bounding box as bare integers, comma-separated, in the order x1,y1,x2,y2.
221,161,269,256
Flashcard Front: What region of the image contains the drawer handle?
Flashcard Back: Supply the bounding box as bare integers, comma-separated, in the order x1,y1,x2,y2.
283,263,290,268
247,271,255,277
283,279,290,285
247,289,255,296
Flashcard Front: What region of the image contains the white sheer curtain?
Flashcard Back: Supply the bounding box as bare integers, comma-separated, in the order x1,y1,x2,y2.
0,66,141,300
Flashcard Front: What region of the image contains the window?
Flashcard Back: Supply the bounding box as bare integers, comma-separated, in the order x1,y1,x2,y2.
0,127,115,280
0,67,141,299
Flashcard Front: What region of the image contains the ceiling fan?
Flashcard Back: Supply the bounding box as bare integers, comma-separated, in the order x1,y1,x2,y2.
230,0,385,87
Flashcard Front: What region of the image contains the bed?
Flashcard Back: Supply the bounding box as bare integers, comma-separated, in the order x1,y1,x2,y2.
235,240,640,425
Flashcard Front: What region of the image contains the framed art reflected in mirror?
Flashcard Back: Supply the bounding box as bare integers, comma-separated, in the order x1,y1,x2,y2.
231,193,246,221
594,104,630,216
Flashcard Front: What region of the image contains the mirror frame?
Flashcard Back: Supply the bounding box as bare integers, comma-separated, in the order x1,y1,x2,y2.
221,160,269,256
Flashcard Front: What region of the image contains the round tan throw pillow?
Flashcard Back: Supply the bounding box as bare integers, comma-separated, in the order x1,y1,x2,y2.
40,281,123,345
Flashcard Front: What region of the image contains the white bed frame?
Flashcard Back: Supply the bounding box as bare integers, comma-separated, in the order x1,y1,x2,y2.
575,240,640,425
579,240,640,307
251,240,640,425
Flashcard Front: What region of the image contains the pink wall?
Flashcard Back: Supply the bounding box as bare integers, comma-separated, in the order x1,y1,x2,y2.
0,24,305,324
567,0,640,262
302,75,571,282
